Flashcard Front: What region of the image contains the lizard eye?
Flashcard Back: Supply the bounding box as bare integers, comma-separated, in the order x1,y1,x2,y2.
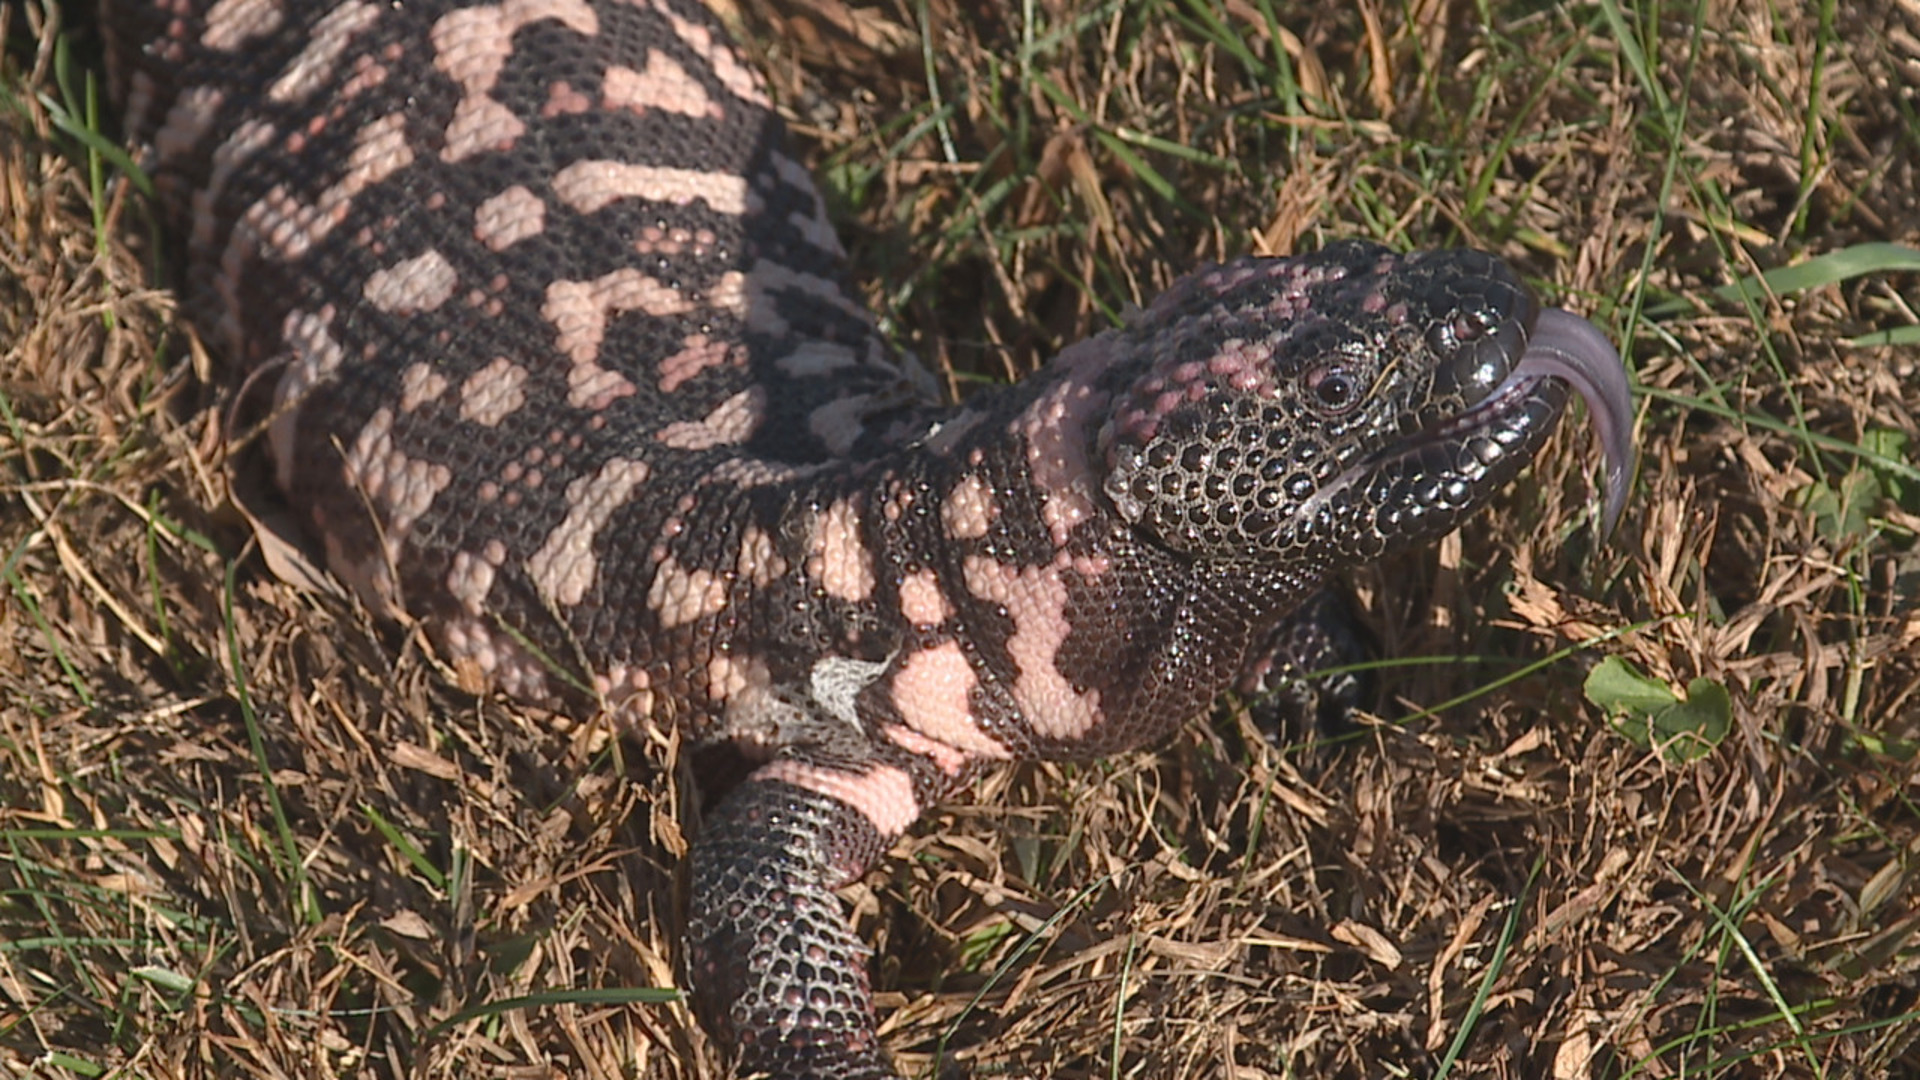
1305,365,1361,415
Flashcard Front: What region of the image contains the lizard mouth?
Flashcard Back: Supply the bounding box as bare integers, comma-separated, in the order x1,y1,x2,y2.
1293,308,1634,541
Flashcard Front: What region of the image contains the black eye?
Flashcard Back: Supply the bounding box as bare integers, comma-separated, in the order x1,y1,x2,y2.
1306,365,1359,412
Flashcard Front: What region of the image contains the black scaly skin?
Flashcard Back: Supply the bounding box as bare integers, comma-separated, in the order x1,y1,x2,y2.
103,1,1630,1076
690,783,895,1078
1240,588,1372,741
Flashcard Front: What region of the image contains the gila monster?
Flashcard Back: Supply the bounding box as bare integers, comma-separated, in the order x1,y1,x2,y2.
102,0,1635,1075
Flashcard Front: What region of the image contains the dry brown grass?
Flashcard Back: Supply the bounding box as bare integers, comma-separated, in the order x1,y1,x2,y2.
3,0,1918,1077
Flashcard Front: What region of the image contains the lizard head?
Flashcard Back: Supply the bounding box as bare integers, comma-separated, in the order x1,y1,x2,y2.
1099,240,1633,569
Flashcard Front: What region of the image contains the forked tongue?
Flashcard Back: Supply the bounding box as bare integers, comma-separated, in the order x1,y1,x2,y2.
1517,309,1635,535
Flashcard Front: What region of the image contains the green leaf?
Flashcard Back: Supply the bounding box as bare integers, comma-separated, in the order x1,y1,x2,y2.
959,920,1018,970
1849,325,1920,348
363,805,447,892
1650,678,1733,762
1644,242,1920,318
1862,428,1915,510
1851,728,1920,761
1585,659,1731,763
1798,468,1883,545
1584,657,1677,716
1714,242,1920,305
131,964,197,994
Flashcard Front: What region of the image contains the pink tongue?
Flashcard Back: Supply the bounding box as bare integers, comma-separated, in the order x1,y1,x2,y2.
1517,310,1635,534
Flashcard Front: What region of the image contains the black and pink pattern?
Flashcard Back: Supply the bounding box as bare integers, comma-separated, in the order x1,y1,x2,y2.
103,1,1633,1075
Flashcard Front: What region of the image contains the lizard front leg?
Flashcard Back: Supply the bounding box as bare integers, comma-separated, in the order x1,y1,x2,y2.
686,765,914,1080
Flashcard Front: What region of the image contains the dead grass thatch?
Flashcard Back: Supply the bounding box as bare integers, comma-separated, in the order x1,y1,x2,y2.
3,0,1918,1077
